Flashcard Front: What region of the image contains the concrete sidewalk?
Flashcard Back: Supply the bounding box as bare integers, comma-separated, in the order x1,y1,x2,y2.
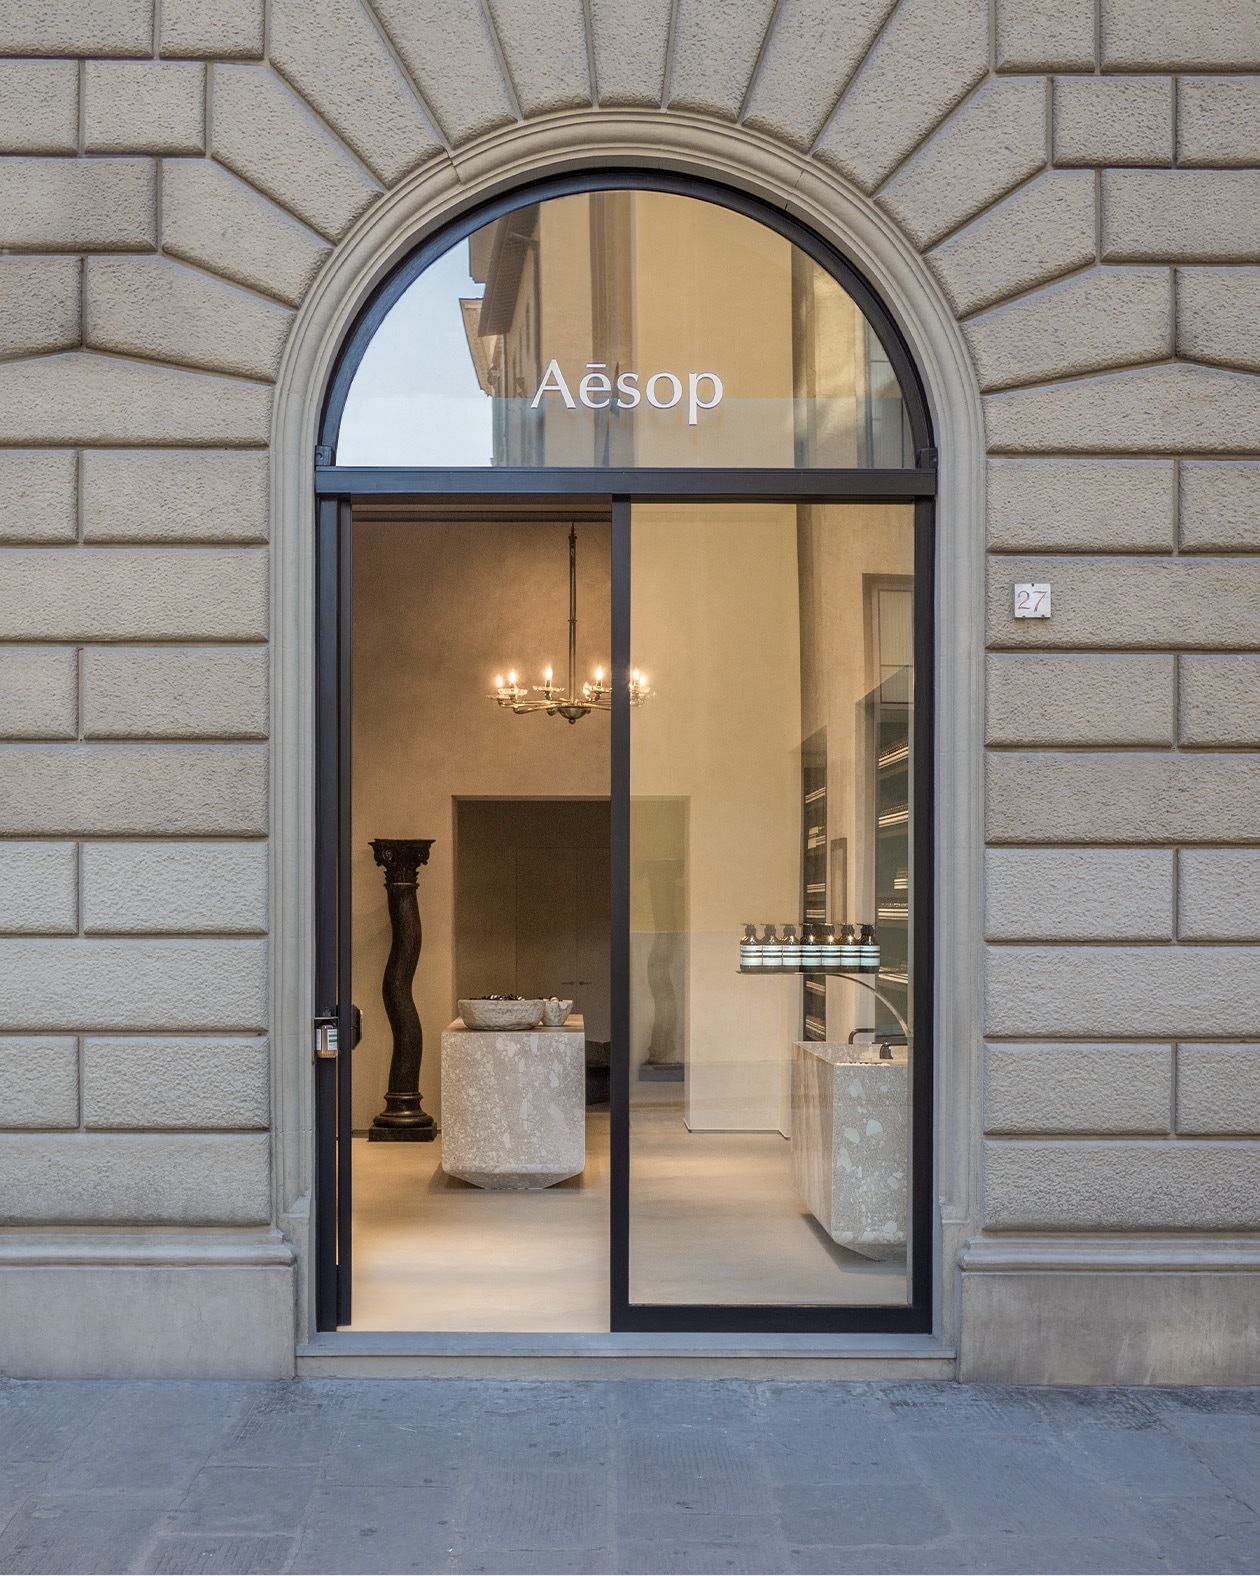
0,1379,1256,1574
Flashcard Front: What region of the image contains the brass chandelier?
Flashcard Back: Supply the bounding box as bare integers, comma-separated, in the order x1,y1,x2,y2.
491,525,651,724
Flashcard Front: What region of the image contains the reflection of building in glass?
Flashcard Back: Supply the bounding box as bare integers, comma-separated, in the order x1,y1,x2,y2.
460,191,911,469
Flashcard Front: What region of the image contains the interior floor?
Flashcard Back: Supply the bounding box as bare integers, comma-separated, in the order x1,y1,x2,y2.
348,1106,905,1331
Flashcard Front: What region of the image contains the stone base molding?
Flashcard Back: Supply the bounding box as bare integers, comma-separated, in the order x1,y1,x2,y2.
959,1236,1260,1384
0,1231,295,1379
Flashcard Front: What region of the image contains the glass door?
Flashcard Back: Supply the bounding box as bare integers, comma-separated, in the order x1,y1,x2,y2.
617,500,928,1329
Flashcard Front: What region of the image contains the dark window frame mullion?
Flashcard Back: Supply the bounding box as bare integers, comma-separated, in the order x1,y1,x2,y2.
315,467,935,500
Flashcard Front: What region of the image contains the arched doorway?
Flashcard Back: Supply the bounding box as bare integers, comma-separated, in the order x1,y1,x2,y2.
313,173,936,1337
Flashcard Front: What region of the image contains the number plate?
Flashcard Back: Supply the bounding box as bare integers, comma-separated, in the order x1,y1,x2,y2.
1013,582,1051,619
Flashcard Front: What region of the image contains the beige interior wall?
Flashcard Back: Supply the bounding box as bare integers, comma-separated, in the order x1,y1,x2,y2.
351,515,611,1128
629,504,802,1131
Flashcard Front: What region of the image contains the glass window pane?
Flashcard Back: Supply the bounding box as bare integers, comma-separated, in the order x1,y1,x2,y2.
628,502,916,1305
337,191,912,469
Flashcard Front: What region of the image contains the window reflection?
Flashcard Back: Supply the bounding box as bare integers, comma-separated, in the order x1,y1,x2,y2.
337,191,912,469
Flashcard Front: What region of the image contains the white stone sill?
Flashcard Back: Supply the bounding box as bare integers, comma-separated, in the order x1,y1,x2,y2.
961,1234,1260,1273
297,1330,954,1361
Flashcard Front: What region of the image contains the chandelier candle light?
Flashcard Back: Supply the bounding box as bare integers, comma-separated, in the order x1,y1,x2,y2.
492,525,650,723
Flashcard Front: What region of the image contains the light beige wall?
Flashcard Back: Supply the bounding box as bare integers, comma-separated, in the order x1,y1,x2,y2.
630,504,801,1130
351,516,610,1128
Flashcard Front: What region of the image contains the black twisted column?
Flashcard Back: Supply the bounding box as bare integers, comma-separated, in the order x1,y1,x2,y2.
368,837,437,1141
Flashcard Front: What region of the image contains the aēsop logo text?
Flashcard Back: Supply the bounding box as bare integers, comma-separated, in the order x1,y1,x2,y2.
529,360,724,425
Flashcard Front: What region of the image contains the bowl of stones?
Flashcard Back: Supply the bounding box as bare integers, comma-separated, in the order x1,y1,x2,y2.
458,995,545,1031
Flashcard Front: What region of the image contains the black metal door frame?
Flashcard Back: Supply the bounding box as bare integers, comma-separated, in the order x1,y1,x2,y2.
312,169,938,1335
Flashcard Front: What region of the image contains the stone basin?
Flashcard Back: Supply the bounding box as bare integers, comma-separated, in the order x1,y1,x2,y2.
456,997,544,1030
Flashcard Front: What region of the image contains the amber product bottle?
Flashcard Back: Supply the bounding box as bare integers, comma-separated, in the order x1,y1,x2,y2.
781,924,802,969
760,923,782,969
740,923,761,969
839,924,861,971
799,924,822,970
859,924,880,972
820,925,842,969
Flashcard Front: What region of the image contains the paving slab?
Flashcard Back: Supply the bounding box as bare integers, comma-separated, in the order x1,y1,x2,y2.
0,1378,1257,1574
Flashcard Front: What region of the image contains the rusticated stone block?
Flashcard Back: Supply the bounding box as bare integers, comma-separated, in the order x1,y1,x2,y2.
0,549,267,642
82,450,268,545
1177,269,1260,375
1101,0,1260,70
1103,170,1260,262
987,557,1260,650
965,269,1171,393
928,171,1096,317
0,745,267,837
742,0,894,147
0,1038,78,1129
0,258,81,359
1178,77,1260,167
1053,76,1172,167
268,0,440,184
0,451,77,544
816,0,989,192
986,944,1260,1038
996,0,1094,70
987,458,1175,553
211,65,380,242
1179,463,1260,553
85,257,292,382
1176,1045,1260,1136
0,159,154,253
983,1138,1260,1230
0,1133,270,1225
484,0,590,116
0,355,270,447
0,844,77,934
83,1037,269,1128
160,0,264,58
0,649,77,741
81,842,267,935
0,60,77,152
986,654,1174,746
0,0,151,56
984,1043,1172,1133
161,160,328,310
1178,849,1260,942
985,363,1260,455
84,61,204,154
0,938,267,1032
666,0,776,120
987,753,1260,844
370,0,516,143
1179,655,1260,748
82,648,267,740
592,0,681,109
880,78,1048,251
985,847,1173,941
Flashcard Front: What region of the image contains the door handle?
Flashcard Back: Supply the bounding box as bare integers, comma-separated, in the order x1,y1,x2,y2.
314,1015,338,1060
314,1006,361,1060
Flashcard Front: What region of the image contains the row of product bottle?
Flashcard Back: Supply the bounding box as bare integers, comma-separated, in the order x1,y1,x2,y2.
740,923,880,972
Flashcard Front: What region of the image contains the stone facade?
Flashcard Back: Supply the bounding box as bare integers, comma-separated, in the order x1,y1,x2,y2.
0,0,1257,1383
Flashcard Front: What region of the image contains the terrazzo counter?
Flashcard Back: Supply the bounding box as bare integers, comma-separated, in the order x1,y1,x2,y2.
790,1040,908,1261
440,1014,586,1191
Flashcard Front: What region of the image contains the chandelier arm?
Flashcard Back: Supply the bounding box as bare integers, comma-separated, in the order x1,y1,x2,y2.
568,523,577,704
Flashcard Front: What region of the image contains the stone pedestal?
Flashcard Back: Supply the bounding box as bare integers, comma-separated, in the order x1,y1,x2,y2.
440,1015,586,1190
791,1040,908,1261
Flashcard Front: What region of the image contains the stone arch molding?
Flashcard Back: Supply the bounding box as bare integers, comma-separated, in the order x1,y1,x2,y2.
271,101,986,1342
